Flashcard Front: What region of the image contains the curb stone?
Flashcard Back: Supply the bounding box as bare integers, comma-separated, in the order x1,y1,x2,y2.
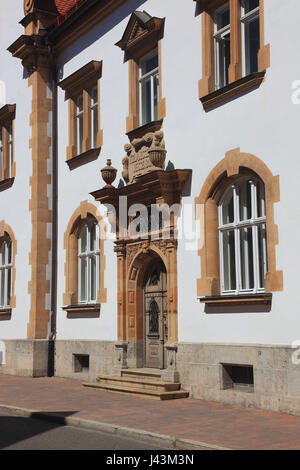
0,404,231,450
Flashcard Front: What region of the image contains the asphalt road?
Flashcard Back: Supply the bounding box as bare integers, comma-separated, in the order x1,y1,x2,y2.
0,411,172,450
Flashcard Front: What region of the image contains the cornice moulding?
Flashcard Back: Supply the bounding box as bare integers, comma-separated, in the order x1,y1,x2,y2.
58,60,103,96
0,105,16,124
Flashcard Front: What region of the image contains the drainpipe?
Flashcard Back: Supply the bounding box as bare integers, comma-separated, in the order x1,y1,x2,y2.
48,43,58,377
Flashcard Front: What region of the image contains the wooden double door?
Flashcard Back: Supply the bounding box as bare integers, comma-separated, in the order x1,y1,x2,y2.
143,259,168,369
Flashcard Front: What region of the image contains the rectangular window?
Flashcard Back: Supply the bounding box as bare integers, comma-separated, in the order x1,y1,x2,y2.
139,50,159,125
0,240,12,309
90,87,98,148
222,364,254,391
73,354,89,373
76,95,84,155
241,0,260,75
214,5,231,90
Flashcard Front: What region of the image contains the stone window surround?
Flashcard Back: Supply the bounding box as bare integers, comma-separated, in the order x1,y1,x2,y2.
115,12,166,134
58,61,103,169
195,0,270,108
195,148,283,306
0,104,16,191
0,221,17,318
63,201,107,314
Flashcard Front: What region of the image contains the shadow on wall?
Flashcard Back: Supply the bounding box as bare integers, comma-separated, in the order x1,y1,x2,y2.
58,0,149,69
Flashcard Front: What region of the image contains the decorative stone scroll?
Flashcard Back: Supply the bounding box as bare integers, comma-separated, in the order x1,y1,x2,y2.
122,130,166,184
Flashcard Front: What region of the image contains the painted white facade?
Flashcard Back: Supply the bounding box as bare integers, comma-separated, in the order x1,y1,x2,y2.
0,0,32,339
0,0,299,371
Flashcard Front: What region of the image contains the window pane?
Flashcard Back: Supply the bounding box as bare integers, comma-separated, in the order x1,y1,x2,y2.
90,256,96,302
0,131,2,180
0,270,4,306
7,241,12,265
153,73,159,121
77,115,83,154
222,187,234,225
244,0,259,13
77,95,83,113
0,244,4,266
91,87,98,105
92,107,98,148
79,226,87,253
217,7,230,30
6,267,11,306
247,17,260,74
90,223,96,251
240,227,254,290
141,78,152,125
257,180,266,217
258,224,268,288
142,54,158,75
239,180,252,221
222,230,236,291
80,257,87,302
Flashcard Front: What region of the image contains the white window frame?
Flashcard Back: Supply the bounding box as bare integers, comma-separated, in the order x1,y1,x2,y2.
214,4,231,90
0,239,12,309
78,221,100,305
218,178,267,296
241,0,260,76
90,86,98,149
76,94,84,155
139,50,159,126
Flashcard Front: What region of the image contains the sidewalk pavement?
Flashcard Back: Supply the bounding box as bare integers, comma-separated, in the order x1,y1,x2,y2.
0,374,300,450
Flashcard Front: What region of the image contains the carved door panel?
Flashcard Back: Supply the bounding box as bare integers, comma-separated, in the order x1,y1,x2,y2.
143,260,168,369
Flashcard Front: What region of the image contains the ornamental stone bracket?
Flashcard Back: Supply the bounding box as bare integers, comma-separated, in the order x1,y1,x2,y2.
112,341,128,376
161,342,180,383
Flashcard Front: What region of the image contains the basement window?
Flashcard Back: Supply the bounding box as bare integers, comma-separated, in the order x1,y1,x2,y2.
222,364,254,391
73,354,90,373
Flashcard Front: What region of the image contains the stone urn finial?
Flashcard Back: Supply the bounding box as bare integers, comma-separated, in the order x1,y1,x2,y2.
101,159,117,187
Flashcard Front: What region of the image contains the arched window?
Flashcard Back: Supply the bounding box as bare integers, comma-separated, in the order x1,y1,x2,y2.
0,236,12,308
78,220,100,304
63,202,106,312
219,177,267,294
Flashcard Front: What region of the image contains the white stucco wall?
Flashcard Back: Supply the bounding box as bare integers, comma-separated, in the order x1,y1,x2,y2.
0,1,32,339
2,0,298,346
56,0,300,344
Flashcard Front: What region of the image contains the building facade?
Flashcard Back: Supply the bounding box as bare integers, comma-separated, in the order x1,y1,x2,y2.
0,0,300,414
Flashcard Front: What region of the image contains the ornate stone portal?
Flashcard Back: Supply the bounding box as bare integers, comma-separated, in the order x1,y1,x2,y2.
91,130,191,381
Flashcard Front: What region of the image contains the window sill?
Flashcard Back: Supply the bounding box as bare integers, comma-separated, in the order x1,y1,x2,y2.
63,304,101,314
199,293,272,307
126,119,163,141
0,177,15,192
200,71,266,111
66,147,101,170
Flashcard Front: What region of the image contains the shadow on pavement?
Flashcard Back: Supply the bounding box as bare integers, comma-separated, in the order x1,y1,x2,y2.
0,412,77,449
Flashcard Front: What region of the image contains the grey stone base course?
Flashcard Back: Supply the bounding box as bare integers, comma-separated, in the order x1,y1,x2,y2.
177,342,300,416
0,404,228,450
0,339,49,377
54,340,115,382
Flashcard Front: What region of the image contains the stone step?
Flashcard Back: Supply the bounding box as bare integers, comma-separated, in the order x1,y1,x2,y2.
121,368,162,380
82,381,189,400
98,375,180,392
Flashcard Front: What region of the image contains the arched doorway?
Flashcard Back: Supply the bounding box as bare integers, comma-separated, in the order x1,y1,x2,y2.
143,259,168,369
